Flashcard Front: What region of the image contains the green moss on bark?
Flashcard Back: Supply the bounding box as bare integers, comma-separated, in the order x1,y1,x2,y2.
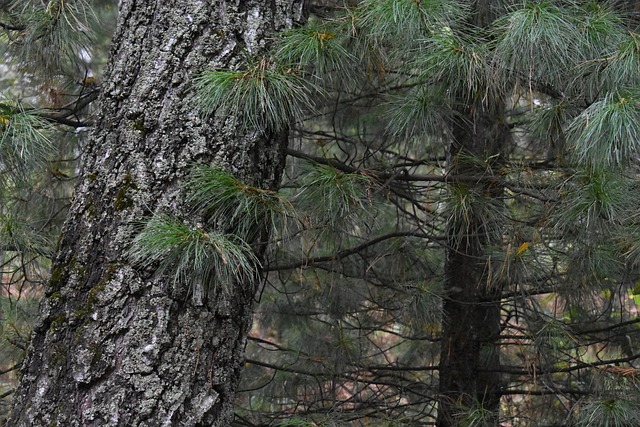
49,313,67,332
114,172,137,211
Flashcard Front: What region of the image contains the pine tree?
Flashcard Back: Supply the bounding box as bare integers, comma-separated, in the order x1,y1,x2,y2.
0,0,114,417
231,1,640,426
2,0,306,425
4,0,640,426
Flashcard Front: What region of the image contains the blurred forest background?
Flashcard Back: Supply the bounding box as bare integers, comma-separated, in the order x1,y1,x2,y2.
3,0,640,425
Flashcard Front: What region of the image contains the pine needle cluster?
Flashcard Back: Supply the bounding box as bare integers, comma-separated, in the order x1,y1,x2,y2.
296,164,378,230
194,59,317,132
1,0,96,79
576,397,640,427
568,92,640,169
129,166,296,299
187,165,295,239
129,215,259,293
0,103,52,179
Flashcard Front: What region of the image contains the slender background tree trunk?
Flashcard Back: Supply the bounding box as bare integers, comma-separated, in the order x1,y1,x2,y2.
7,1,304,426
437,101,510,426
435,3,508,424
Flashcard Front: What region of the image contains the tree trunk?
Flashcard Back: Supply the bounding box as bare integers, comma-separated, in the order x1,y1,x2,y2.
435,2,509,424
436,101,510,427
7,1,304,426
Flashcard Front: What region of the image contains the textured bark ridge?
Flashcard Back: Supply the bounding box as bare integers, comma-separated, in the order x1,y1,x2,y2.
8,1,305,426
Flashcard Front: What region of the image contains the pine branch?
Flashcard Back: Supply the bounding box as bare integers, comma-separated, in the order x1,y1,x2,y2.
286,147,557,203
486,353,640,376
502,388,591,396
0,363,20,376
0,388,14,399
576,317,640,335
266,231,438,271
0,21,24,31
37,89,99,127
245,358,329,378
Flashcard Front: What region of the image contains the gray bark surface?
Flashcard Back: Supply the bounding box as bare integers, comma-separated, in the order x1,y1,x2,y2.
7,1,304,426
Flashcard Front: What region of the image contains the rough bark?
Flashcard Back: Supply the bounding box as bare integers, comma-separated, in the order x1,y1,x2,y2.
7,1,305,426
436,101,510,427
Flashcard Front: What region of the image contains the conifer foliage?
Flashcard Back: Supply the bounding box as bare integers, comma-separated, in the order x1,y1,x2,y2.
2,0,640,426
231,0,640,425
0,1,110,416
